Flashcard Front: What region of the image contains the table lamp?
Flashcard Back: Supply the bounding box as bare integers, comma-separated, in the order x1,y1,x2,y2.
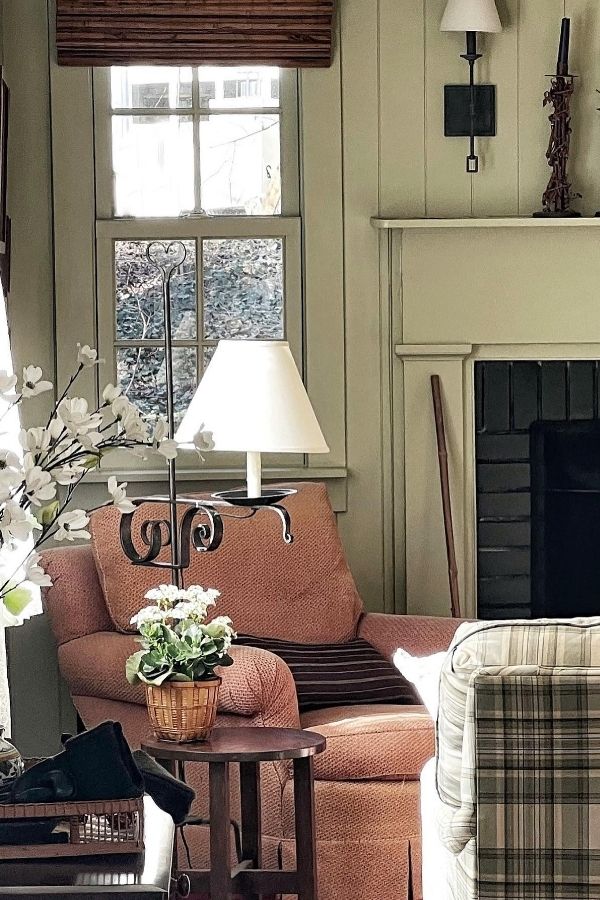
175,339,329,502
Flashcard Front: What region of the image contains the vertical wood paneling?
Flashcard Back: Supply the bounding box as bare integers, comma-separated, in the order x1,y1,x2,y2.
568,0,600,215
517,0,564,215
378,0,425,216
424,0,472,216
338,0,388,610
301,57,347,468
472,0,519,215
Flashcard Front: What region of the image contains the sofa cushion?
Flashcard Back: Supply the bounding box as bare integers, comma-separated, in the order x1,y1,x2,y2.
234,635,418,711
300,704,434,781
90,482,363,642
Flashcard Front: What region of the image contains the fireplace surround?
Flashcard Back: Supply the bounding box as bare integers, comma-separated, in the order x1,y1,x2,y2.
375,217,600,619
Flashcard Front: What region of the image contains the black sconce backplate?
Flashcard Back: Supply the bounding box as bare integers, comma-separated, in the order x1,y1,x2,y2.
444,84,496,137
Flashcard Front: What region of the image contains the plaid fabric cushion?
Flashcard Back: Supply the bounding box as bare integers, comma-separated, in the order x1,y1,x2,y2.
437,618,600,817
473,670,600,899
233,635,418,712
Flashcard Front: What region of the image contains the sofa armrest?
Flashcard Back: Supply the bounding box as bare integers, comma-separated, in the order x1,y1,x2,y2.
219,645,300,728
358,612,464,660
59,634,300,728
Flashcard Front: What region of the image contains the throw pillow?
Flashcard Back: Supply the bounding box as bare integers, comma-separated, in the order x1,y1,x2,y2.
393,648,447,720
89,483,363,642
234,634,419,712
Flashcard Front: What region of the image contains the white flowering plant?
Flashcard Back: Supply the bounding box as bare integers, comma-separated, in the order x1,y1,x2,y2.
125,584,236,685
0,344,183,626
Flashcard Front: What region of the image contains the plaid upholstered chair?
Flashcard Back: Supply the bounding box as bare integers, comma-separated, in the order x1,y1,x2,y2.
42,482,459,900
421,619,600,900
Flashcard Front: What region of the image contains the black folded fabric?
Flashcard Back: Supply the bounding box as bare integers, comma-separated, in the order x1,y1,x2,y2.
6,722,143,805
63,722,143,801
133,750,195,825
0,819,68,845
0,723,193,830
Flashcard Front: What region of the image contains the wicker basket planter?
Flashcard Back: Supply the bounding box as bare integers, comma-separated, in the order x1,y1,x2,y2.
145,678,221,743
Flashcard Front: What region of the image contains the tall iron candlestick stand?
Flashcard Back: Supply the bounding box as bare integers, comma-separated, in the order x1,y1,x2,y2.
534,18,581,217
118,241,294,588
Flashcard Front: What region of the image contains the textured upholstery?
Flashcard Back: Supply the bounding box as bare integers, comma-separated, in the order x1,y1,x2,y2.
61,635,300,721
301,704,434,781
42,544,113,644
42,483,463,900
359,612,464,659
282,779,423,900
89,482,363,641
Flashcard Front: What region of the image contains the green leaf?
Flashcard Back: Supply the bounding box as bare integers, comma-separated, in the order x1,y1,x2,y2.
125,650,145,684
4,584,35,617
37,500,60,526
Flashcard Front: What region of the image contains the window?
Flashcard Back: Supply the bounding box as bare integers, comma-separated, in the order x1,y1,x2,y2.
93,65,301,438
107,65,283,218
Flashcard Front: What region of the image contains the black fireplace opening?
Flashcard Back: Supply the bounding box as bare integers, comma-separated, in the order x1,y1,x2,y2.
475,360,600,620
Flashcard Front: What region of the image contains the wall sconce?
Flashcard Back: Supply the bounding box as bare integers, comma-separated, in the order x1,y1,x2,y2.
441,0,502,173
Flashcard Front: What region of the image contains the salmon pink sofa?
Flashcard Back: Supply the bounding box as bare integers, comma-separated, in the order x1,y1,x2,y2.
42,483,459,900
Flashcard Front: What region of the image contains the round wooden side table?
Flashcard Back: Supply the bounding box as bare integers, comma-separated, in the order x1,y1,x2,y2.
142,726,326,900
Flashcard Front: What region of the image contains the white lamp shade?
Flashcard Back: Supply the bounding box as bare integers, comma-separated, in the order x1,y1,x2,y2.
440,0,502,32
175,340,330,454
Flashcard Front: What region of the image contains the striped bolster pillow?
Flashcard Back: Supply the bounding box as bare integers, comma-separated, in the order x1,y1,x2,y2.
233,635,419,712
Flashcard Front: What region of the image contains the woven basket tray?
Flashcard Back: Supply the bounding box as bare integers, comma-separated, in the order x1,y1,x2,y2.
0,795,144,859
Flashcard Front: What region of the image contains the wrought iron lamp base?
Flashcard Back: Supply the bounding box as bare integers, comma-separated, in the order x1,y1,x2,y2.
212,488,296,507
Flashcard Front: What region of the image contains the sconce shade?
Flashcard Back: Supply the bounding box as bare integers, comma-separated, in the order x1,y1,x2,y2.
175,340,330,454
440,0,502,33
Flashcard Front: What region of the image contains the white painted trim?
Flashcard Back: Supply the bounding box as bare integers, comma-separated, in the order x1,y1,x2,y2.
373,217,600,229
395,343,473,359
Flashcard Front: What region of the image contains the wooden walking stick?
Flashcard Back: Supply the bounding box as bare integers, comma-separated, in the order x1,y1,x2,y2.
431,375,461,619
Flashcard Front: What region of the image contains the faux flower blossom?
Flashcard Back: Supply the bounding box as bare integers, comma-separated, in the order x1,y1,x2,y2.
151,419,178,460
102,383,122,404
77,344,102,368
54,509,90,542
130,605,165,627
21,366,52,399
23,455,57,506
57,398,103,436
24,552,52,588
107,476,136,514
0,501,40,547
0,372,17,401
193,426,215,453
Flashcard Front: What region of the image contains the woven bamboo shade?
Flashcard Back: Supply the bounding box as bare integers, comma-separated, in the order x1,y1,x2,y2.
56,1,335,68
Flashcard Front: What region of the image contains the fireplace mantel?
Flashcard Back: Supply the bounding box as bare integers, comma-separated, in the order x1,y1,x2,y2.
383,218,600,620
372,217,600,230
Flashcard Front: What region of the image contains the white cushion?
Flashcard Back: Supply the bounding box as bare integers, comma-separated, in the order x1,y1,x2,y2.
393,648,446,719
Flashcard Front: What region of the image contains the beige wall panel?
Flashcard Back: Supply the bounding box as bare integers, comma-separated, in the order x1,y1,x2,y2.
51,64,97,404
301,58,347,468
472,1,519,215
379,0,426,216
567,0,600,215
403,358,465,617
338,0,387,610
517,0,565,215
402,228,600,345
424,0,472,217
3,0,54,427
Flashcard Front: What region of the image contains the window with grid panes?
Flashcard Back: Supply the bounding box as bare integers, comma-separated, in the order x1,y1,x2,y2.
94,65,301,428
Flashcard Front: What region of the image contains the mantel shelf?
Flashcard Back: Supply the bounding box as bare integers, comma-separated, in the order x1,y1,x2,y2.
371,216,600,230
